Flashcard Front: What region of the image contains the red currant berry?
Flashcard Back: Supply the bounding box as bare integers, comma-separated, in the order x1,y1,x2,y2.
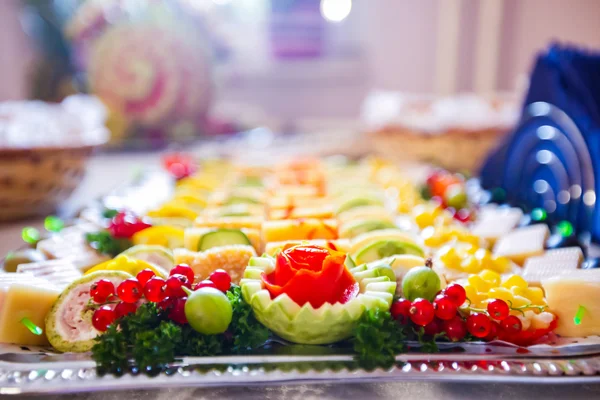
209,269,231,292
443,283,467,307
454,209,472,223
409,298,435,326
500,315,522,335
168,297,188,324
158,296,176,312
467,313,492,338
194,280,217,290
108,212,152,239
170,264,195,284
92,305,116,332
487,299,510,321
136,269,156,287
90,279,115,303
144,277,167,302
114,302,138,319
117,278,142,303
442,316,467,342
426,170,443,187
484,321,500,341
423,318,442,336
166,274,192,298
391,298,412,323
434,295,458,321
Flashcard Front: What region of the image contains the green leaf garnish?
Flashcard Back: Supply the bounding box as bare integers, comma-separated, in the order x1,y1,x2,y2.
85,231,132,257
20,317,42,335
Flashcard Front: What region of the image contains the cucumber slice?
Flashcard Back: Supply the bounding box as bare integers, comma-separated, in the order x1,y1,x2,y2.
344,255,356,269
198,229,252,251
353,239,425,265
224,196,261,205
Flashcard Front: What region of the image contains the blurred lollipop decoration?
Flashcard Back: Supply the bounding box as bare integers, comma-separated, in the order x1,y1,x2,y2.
65,0,217,148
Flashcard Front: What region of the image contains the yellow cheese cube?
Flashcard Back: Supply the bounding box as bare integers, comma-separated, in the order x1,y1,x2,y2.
542,270,600,337
194,216,264,231
262,219,338,242
0,283,59,346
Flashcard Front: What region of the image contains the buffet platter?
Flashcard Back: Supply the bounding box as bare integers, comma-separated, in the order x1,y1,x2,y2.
1,154,600,395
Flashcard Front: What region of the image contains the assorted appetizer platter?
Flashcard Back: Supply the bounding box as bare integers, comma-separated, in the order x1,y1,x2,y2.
1,154,599,394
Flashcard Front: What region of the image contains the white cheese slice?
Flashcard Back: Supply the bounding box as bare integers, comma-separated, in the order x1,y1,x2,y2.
470,206,523,243
17,259,82,289
521,247,584,286
493,224,550,265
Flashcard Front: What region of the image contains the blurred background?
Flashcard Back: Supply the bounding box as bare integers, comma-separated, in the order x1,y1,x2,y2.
1,0,599,133
0,0,599,229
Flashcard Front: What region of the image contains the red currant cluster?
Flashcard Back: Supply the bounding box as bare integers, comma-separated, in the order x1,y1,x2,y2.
390,283,529,343
424,170,472,223
107,211,152,239
162,153,197,180
90,264,232,332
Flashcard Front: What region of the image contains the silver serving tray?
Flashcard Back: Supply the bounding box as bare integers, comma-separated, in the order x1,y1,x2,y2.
2,170,600,395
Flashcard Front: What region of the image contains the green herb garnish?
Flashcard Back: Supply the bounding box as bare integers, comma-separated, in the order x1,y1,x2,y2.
102,208,120,219
227,285,270,352
352,309,407,370
85,231,132,257
92,286,271,375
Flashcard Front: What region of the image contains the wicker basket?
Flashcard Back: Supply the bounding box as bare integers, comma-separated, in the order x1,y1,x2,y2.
363,92,519,172
0,96,108,221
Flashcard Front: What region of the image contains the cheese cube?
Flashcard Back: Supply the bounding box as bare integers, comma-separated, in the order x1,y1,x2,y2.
542,270,600,337
0,280,59,346
470,206,523,244
16,259,82,289
493,224,550,265
194,216,264,230
521,247,584,286
262,219,338,242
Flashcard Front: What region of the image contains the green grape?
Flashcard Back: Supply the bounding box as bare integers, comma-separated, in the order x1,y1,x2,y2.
402,266,441,302
184,287,232,335
444,184,468,209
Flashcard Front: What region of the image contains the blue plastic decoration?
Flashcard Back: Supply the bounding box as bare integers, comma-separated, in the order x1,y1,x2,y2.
480,44,600,242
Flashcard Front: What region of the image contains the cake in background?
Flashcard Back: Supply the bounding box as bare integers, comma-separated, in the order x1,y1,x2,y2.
362,92,521,172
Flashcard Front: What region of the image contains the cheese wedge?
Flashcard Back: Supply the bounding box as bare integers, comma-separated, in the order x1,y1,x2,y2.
194,216,264,231
521,247,584,286
264,239,351,256
262,219,338,242
493,224,550,265
16,259,82,289
470,206,523,244
542,270,600,337
0,276,60,346
184,227,262,253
